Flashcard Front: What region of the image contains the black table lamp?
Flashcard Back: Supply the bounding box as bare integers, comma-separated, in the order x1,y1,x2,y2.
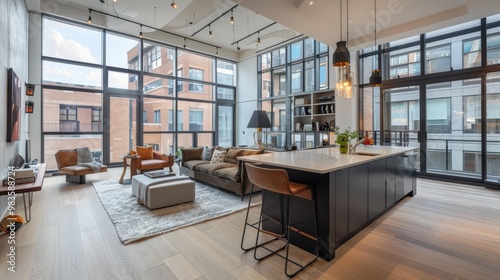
247,110,272,148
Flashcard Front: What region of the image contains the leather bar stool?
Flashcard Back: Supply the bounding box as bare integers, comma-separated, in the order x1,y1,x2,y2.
241,163,319,278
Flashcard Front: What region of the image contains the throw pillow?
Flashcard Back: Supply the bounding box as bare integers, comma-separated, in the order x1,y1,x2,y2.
224,148,242,164
210,150,227,163
182,147,204,161
202,146,217,161
137,146,154,160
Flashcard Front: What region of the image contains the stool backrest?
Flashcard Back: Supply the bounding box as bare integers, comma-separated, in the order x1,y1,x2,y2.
244,163,291,195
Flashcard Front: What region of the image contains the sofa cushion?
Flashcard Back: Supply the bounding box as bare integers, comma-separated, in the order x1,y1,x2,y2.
213,167,240,182
56,150,78,168
195,162,235,175
137,146,154,160
202,146,217,161
210,150,227,163
224,148,242,164
59,165,108,176
183,160,209,170
182,147,203,162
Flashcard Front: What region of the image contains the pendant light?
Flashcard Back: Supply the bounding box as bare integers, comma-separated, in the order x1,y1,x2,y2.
369,0,382,87
333,0,353,99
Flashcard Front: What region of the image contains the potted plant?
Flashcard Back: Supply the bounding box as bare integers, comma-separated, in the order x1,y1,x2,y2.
335,127,358,153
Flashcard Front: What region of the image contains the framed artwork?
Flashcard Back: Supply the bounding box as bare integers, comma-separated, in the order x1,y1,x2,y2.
7,68,21,142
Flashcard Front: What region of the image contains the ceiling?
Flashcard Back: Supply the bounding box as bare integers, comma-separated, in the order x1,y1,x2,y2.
28,0,500,61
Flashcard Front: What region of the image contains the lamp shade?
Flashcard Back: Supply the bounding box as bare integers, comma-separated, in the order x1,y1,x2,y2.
369,69,382,87
247,110,271,128
332,41,350,66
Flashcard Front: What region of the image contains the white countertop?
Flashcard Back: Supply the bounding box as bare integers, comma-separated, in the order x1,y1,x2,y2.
238,146,418,174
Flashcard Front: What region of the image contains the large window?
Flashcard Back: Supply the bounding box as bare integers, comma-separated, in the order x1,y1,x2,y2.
42,16,235,167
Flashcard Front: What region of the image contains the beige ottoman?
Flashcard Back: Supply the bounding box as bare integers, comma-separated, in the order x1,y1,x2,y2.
131,175,195,210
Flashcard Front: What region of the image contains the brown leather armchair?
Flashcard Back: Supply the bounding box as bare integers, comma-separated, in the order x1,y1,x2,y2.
135,148,174,174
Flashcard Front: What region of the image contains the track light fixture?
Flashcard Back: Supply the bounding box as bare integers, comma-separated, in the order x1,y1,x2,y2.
113,0,118,2
87,9,92,24
139,24,143,39
183,38,186,48
216,47,220,55
171,0,177,9
230,10,234,25
236,42,240,51
257,31,261,45
209,25,213,37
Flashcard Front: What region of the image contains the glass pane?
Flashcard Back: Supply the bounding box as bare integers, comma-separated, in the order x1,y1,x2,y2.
291,64,302,94
486,72,500,182
106,33,139,69
388,45,420,79
318,42,328,53
319,56,328,90
426,79,481,178
304,38,314,58
181,50,214,82
271,99,286,131
487,27,500,65
426,31,480,73
177,81,214,101
43,89,102,132
197,133,213,147
217,60,236,86
463,38,481,68
142,43,174,75
143,97,173,132
178,133,194,149
273,68,286,96
361,54,378,84
44,135,102,170
109,97,137,163
217,87,234,100
218,105,233,147
43,61,102,89
43,18,102,64
108,71,138,90
426,19,480,38
261,52,271,70
178,101,213,131
143,76,174,97
261,72,271,98
272,48,286,67
143,133,174,155
304,60,315,92
290,41,303,61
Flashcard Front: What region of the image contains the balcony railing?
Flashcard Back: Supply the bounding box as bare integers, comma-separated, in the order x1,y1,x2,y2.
44,122,103,132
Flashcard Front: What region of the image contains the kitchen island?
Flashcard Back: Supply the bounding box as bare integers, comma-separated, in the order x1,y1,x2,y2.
239,145,418,261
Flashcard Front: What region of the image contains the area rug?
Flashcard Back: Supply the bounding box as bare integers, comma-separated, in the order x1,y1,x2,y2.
92,179,261,244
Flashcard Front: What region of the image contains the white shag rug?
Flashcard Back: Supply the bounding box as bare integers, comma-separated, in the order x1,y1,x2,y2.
92,179,261,244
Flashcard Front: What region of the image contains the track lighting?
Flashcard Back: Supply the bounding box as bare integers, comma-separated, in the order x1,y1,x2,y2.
87,10,92,24
113,0,118,2
216,47,219,55
171,0,177,9
209,25,213,37
230,10,234,25
236,42,240,51
139,25,143,39
183,38,186,48
257,31,261,45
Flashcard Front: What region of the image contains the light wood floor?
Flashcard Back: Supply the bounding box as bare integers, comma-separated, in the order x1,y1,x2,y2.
1,166,500,280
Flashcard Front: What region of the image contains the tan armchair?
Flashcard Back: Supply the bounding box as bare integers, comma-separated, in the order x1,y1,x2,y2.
135,147,174,174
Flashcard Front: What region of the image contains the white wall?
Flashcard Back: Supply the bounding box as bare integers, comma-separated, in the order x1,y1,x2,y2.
0,0,29,217
28,12,42,162
236,57,258,147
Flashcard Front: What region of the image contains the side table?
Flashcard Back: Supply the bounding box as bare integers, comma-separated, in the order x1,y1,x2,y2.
119,155,141,184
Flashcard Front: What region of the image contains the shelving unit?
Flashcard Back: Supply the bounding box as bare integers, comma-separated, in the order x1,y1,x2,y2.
291,89,336,148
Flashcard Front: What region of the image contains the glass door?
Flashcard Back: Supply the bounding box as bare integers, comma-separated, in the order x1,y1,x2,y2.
486,72,500,182
106,95,139,163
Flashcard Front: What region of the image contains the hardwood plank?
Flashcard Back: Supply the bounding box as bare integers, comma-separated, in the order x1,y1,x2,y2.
124,240,164,271
75,196,98,233
143,264,177,280
81,229,120,280
59,204,89,280
163,253,202,280
29,224,60,280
